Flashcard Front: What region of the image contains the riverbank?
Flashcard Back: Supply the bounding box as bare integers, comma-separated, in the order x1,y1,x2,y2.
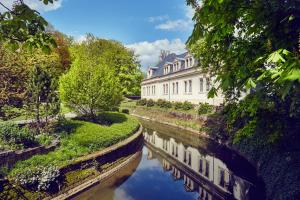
0,112,142,200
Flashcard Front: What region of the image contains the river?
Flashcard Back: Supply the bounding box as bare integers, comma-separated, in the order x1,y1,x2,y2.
72,120,264,200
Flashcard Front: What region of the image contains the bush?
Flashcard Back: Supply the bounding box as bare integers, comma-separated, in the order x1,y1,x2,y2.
0,123,36,149
146,99,155,107
156,99,172,108
173,102,183,110
14,165,60,191
198,103,214,115
137,99,147,106
181,101,194,110
121,109,129,114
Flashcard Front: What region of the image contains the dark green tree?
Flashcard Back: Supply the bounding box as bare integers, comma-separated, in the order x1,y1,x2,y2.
26,66,59,133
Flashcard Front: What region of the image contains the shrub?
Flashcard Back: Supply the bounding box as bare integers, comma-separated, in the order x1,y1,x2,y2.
13,165,60,191
174,102,183,110
0,123,36,149
198,103,214,115
121,109,129,114
137,99,147,106
146,99,155,107
181,101,194,110
156,99,172,108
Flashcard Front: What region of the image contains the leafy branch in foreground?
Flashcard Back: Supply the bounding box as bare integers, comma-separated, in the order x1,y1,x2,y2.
0,0,57,52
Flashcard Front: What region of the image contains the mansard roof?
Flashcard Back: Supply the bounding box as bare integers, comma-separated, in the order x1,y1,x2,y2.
147,52,194,79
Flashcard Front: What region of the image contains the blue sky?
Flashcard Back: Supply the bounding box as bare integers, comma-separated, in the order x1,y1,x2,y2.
1,0,195,70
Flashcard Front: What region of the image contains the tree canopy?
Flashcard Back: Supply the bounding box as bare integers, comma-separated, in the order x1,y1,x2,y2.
70,34,143,96
187,0,300,142
60,37,123,117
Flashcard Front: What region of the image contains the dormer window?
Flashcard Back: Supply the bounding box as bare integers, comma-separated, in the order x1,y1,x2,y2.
164,64,171,75
185,57,194,68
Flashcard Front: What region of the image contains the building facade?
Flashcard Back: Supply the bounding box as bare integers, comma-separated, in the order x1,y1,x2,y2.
141,52,224,105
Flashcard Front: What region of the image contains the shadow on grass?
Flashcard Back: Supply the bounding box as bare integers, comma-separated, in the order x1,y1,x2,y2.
74,112,128,126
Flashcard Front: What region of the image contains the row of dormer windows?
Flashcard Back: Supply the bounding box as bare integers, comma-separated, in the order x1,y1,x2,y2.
162,57,195,75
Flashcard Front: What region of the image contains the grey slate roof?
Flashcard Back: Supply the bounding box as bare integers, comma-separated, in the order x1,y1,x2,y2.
147,52,191,79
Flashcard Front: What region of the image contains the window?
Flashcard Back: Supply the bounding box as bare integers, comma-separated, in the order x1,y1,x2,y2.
166,84,168,94
200,78,204,92
219,168,225,188
172,83,175,94
186,59,189,68
205,160,210,178
154,86,155,95
189,57,193,66
175,145,178,157
176,82,179,94
163,84,165,95
206,78,210,91
184,81,187,93
189,80,192,93
199,159,203,173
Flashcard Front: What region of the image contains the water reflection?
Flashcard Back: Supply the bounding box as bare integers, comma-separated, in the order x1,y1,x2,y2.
144,129,252,200
73,121,262,200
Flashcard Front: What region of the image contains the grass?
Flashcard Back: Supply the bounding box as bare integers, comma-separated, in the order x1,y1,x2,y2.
9,112,139,176
133,106,204,131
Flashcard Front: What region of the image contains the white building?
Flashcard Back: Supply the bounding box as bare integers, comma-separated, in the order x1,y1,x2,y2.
141,52,224,105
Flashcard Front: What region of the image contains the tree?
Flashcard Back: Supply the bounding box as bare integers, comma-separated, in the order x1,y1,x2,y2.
0,0,57,52
186,0,300,142
59,45,122,118
26,65,59,134
187,0,299,101
70,34,143,96
0,45,28,109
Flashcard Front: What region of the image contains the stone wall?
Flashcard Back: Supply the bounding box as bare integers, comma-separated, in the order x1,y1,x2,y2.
0,140,60,167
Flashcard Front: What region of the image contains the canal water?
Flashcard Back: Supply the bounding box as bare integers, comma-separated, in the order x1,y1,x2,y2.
73,120,264,200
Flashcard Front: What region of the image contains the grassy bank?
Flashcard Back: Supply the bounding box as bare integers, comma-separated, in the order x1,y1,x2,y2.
0,112,139,199
9,113,138,173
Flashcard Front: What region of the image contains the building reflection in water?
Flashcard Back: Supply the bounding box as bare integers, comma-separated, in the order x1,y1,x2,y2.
144,129,252,200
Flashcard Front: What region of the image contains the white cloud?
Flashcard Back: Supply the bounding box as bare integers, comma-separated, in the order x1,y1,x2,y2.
153,6,195,32
0,0,63,12
74,35,87,43
148,15,169,23
126,38,186,70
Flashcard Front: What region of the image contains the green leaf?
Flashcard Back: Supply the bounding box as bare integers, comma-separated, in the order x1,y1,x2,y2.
246,78,256,89
284,68,300,82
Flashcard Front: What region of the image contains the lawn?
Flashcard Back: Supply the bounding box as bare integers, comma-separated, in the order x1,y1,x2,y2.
9,112,139,177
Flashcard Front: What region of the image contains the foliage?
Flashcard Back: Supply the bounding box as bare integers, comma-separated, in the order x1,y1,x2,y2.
70,34,143,96
0,0,56,52
137,99,147,106
26,65,60,133
198,103,214,115
181,101,194,110
60,39,122,118
187,0,300,142
10,113,139,179
121,108,129,114
146,99,155,107
174,102,183,110
0,122,36,150
14,165,60,191
156,99,172,108
0,45,29,111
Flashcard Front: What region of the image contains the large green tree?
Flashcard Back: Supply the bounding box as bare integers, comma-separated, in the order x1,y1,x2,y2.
60,40,122,117
187,0,300,140
70,34,143,96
